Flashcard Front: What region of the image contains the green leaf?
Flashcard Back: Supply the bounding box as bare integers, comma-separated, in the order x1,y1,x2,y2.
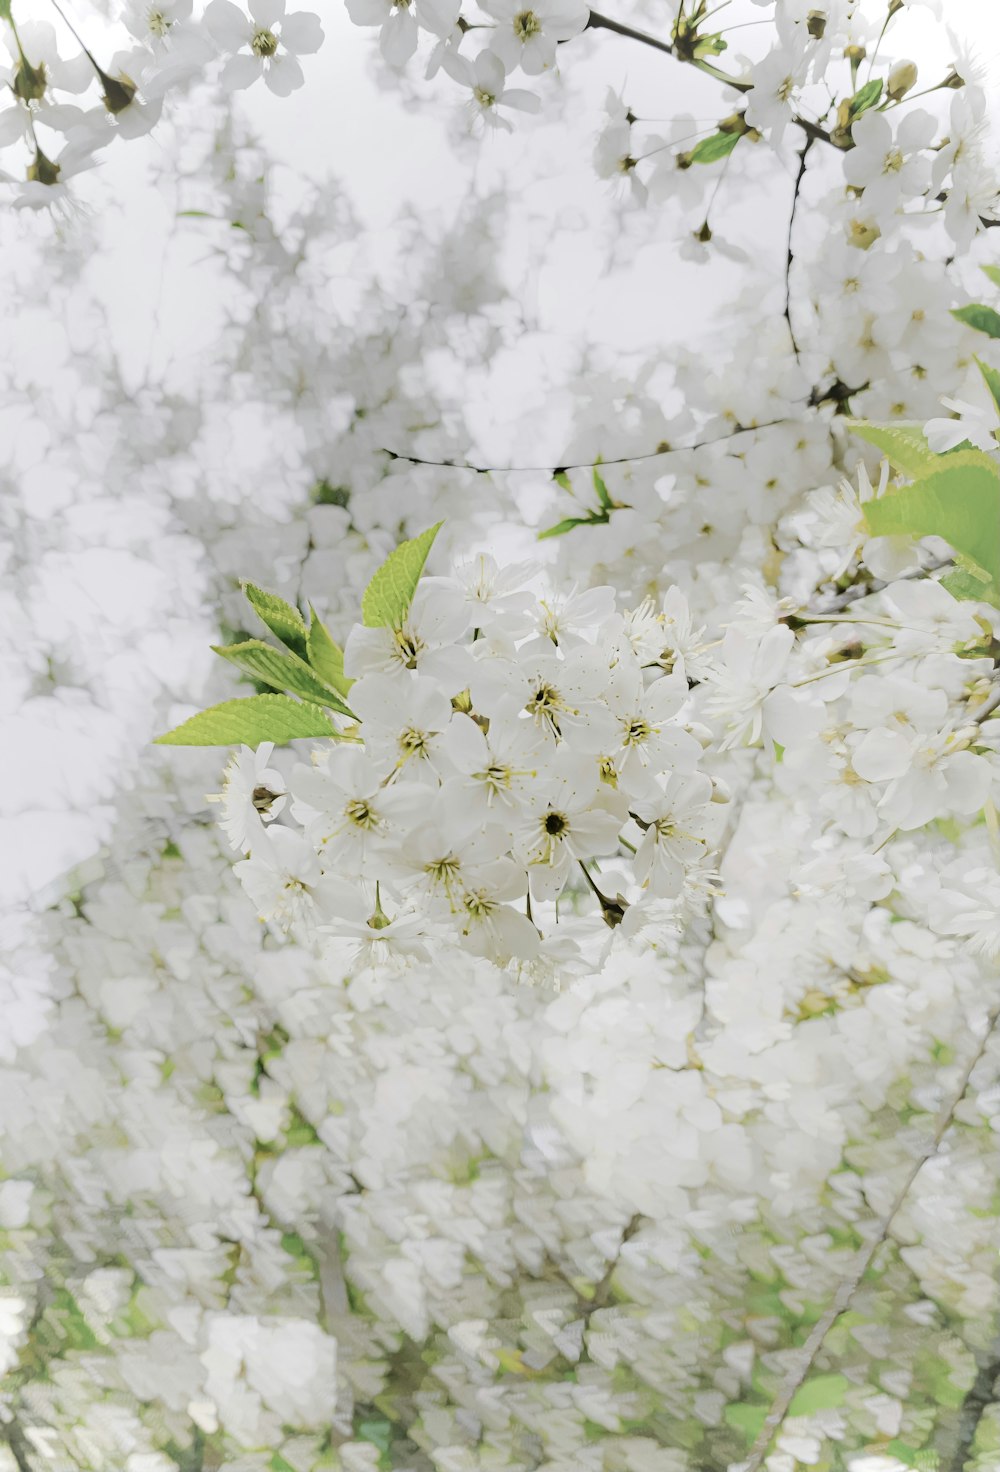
847,419,940,479
724,1403,768,1444
553,470,572,491
975,355,1000,416
689,129,741,165
941,562,995,601
361,522,443,628
538,513,610,541
981,265,1000,289
213,640,355,718
154,694,337,747
848,77,883,119
787,1373,849,1417
306,608,353,697
592,464,612,510
242,583,309,659
862,457,1000,604
951,303,1000,339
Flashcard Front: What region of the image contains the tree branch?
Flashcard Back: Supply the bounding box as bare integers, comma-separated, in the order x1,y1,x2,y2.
583,10,836,142
383,411,817,476
785,135,814,360
585,9,673,57
741,999,1000,1472
942,1329,1000,1472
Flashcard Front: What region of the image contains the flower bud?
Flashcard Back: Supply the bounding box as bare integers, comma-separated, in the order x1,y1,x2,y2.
887,59,917,101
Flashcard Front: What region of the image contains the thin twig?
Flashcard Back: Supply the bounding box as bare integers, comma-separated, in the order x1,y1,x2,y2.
785,135,814,360
741,999,1000,1472
383,413,806,476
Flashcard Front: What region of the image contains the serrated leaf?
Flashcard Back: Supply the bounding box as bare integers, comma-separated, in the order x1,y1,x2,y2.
213,640,354,717
361,522,443,628
848,77,883,119
306,609,353,697
863,458,1000,604
154,695,336,747
981,265,1000,289
689,129,741,164
975,355,1000,416
847,419,940,479
787,1372,849,1417
242,583,309,659
951,303,1000,339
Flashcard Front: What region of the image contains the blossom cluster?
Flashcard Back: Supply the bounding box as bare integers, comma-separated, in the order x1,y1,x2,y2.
217,564,729,969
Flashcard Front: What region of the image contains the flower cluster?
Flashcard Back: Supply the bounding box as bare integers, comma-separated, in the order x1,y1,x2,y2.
217,561,730,970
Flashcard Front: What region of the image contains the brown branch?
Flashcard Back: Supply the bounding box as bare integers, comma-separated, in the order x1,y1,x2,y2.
583,10,836,142
785,135,814,360
586,9,674,57
742,999,1000,1472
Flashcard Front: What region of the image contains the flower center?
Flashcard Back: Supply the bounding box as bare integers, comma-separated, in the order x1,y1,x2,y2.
392,626,423,669
252,27,279,57
525,681,574,736
883,148,904,175
399,726,429,758
544,811,568,836
623,718,651,747
147,7,170,36
425,854,462,892
474,87,497,109
252,784,280,814
344,797,379,830
514,8,541,38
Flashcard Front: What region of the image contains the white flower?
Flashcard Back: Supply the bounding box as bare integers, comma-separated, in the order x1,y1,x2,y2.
343,581,472,686
291,747,422,871
233,824,323,927
443,49,540,133
807,460,920,582
924,396,998,454
482,0,588,77
631,771,718,897
843,110,937,220
520,753,622,901
349,672,454,776
703,624,798,750
604,666,699,782
204,0,323,95
207,741,287,853
744,35,808,144
930,862,1000,959
346,0,458,67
